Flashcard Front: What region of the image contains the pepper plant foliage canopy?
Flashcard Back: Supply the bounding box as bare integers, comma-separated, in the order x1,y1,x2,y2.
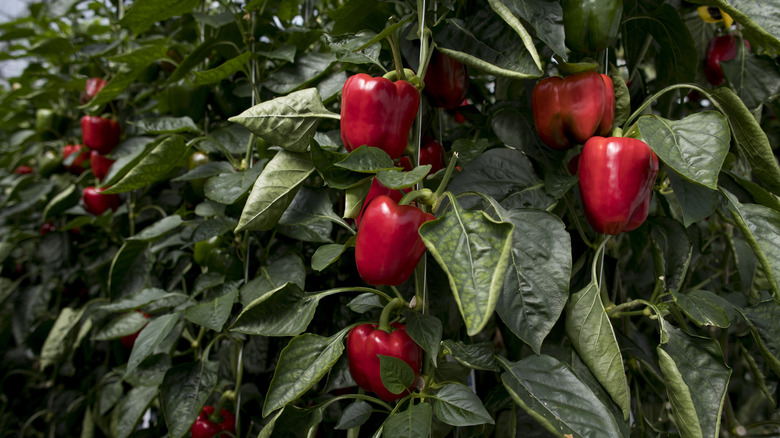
0,0,779,436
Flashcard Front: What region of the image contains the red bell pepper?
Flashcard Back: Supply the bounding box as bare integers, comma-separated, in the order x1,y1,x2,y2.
82,186,120,215
420,137,445,174
340,73,420,159
355,195,434,286
356,157,413,228
63,144,90,174
190,406,236,438
13,165,33,175
423,50,469,110
578,136,659,235
531,71,615,150
90,150,114,182
81,115,120,155
81,78,107,104
704,35,748,86
346,322,422,401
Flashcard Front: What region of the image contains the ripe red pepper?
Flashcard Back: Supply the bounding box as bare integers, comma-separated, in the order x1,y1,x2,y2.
63,144,90,174
704,35,748,86
420,137,445,174
90,150,114,182
13,165,33,175
340,74,420,159
356,157,413,228
40,222,56,236
578,137,659,235
346,322,422,401
355,195,434,286
423,50,469,110
81,115,120,154
532,71,615,150
81,78,107,104
82,186,120,215
190,406,236,438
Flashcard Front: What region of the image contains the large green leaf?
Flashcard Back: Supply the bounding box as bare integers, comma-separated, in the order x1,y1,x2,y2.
102,135,190,194
183,286,238,331
404,311,442,368
739,301,780,376
114,386,159,438
494,0,567,60
657,324,731,438
650,217,693,291
160,360,219,438
722,41,780,110
671,290,731,329
638,112,730,189
263,327,348,417
229,88,339,153
193,52,252,86
278,186,352,232
231,283,320,336
710,88,780,196
262,52,336,95
565,281,630,419
40,306,87,370
126,313,180,375
235,150,315,232
665,169,719,227
119,0,201,35
440,340,499,372
723,190,780,296
486,203,571,354
238,253,305,305
498,355,628,437
433,383,494,427
419,194,514,336
382,402,433,438
108,240,153,300
204,161,265,205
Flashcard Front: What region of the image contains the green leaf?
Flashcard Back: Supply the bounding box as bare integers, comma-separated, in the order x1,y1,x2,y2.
193,51,251,85
190,216,238,243
376,165,432,189
739,301,780,376
419,194,514,336
119,0,201,35
42,184,79,222
328,0,393,35
101,137,157,188
311,237,355,271
238,253,305,305
610,63,630,127
485,204,571,354
486,0,542,71
204,161,265,205
334,401,372,430
710,87,780,196
263,328,348,417
650,217,693,291
229,88,337,153
126,313,180,375
665,169,719,227
344,179,371,219
108,241,153,300
278,186,352,232
130,116,199,134
432,8,542,79
722,41,780,110
382,402,432,438
235,150,315,232
335,146,397,173
450,138,490,167
404,311,442,368
565,281,630,419
379,355,416,396
310,141,369,189
124,353,171,388
40,307,83,370
324,32,383,69
183,287,238,331
128,215,183,241
102,135,189,194
493,0,567,61
99,287,187,313
160,360,219,438
498,354,627,437
346,293,383,313
723,190,780,296
231,283,319,336
657,324,731,438
441,340,499,371
433,383,495,426
114,386,159,438
671,290,731,328
262,52,336,95
93,311,149,340
638,112,730,189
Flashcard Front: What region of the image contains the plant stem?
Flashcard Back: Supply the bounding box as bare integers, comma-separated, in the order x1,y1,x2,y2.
379,298,405,332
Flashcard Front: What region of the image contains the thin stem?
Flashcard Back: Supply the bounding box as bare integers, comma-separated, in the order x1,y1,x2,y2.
309,286,394,303
379,298,405,332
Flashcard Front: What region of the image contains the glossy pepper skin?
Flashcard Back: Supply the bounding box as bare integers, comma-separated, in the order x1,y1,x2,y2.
356,157,413,228
423,50,469,109
355,195,434,286
81,116,120,154
705,35,747,86
420,137,445,174
190,406,236,438
578,137,659,235
532,71,615,150
340,74,420,159
562,0,623,54
81,78,107,104
82,186,120,215
346,322,422,401
90,150,114,182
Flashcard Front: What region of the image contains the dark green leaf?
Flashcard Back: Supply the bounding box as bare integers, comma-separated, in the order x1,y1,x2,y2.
279,186,351,231
722,42,780,110
204,161,265,205
127,313,180,375
311,238,355,271
183,287,238,331
434,383,494,426
376,166,432,189
238,253,305,305
324,32,382,68
129,215,183,241
42,184,79,222
382,402,432,438
193,52,251,85
93,311,149,340
379,355,416,396
102,135,189,194
420,194,514,336
335,146,397,173
119,0,201,35
40,307,84,370
114,386,159,438
130,116,199,134
160,360,219,438
108,241,153,300
404,311,442,368
739,301,780,376
638,112,730,189
441,340,499,371
334,400,372,430
633,5,698,87
99,288,187,312
310,141,369,189
173,161,234,182
231,283,319,336
650,217,693,291
346,292,384,313
610,63,630,127
263,52,336,95
665,169,719,227
263,328,348,417
672,290,731,328
494,0,567,60
190,216,238,243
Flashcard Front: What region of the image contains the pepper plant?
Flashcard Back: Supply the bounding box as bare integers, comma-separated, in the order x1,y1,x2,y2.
0,0,779,437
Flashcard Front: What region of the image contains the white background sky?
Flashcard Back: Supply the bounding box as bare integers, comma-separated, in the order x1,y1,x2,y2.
0,0,35,81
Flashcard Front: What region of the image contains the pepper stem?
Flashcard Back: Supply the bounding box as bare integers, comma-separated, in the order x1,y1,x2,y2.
432,152,459,209
398,188,434,206
209,390,234,423
378,298,405,332
385,35,406,82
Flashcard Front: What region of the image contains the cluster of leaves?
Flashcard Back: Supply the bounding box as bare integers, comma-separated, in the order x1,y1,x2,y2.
0,0,779,437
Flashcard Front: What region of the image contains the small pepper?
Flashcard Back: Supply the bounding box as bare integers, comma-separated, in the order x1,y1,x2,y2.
423,50,469,110
704,35,749,86
190,406,236,438
81,116,120,155
562,0,623,54
577,136,659,235
340,73,420,159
